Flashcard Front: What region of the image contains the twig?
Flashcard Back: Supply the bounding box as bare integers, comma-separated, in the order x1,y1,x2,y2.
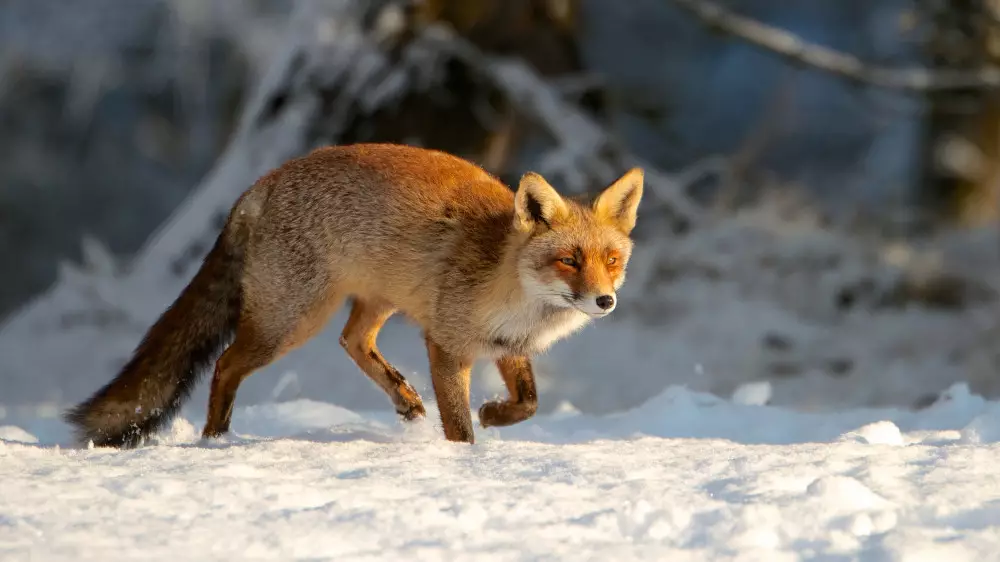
668,0,1000,91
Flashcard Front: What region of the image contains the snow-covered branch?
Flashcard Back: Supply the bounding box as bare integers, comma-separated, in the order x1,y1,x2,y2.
669,0,1000,91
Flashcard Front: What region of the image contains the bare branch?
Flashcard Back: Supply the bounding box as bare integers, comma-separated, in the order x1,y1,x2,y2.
668,0,1000,91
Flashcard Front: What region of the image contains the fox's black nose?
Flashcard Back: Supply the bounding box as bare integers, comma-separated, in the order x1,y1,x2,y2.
595,295,615,310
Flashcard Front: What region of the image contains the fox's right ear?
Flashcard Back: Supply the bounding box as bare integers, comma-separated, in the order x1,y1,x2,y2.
514,172,567,232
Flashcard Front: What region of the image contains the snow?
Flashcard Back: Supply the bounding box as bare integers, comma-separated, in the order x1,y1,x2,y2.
4,383,1000,560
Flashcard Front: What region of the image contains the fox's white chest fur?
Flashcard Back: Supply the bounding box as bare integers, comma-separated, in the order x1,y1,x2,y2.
483,301,591,357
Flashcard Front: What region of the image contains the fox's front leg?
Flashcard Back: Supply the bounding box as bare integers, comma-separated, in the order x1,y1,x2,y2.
479,356,538,428
425,336,475,443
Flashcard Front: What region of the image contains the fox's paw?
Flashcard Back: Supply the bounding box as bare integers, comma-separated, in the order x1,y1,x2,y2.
397,400,426,421
201,426,229,440
394,382,426,421
478,398,537,428
478,400,503,428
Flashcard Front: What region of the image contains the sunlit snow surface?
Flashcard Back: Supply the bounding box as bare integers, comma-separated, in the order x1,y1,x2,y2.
5,383,1000,561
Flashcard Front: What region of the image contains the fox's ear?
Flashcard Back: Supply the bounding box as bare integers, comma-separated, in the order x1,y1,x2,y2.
514,172,568,232
593,167,643,234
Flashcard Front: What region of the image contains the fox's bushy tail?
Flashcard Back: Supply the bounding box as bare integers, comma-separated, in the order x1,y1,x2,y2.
64,206,253,448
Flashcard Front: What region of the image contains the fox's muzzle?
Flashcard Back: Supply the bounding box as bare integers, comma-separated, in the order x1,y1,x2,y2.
572,292,616,316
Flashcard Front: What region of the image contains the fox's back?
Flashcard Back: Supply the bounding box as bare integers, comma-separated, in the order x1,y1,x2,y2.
248,144,516,318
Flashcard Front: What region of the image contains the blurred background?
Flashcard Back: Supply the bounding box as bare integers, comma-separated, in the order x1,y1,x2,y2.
3,0,1000,427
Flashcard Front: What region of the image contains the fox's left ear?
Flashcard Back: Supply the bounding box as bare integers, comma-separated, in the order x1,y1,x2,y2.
594,167,644,234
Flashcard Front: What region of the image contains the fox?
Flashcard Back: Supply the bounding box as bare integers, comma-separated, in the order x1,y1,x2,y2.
64,143,643,447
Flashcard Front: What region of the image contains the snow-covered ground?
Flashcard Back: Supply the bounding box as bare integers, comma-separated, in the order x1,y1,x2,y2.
4,195,1000,561
5,382,1000,561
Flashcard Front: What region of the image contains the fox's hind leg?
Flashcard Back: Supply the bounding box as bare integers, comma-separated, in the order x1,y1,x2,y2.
203,282,345,438
340,297,426,420
202,323,279,438
478,356,538,428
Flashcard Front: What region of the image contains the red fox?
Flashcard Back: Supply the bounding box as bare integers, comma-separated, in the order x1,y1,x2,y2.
65,143,643,447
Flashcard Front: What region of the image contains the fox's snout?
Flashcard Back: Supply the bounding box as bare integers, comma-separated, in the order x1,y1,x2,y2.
570,292,616,316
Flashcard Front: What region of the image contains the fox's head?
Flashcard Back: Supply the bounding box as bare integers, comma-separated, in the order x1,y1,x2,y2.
512,168,643,317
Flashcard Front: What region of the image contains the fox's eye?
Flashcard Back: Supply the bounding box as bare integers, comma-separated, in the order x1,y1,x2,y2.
607,257,618,265
559,257,578,267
